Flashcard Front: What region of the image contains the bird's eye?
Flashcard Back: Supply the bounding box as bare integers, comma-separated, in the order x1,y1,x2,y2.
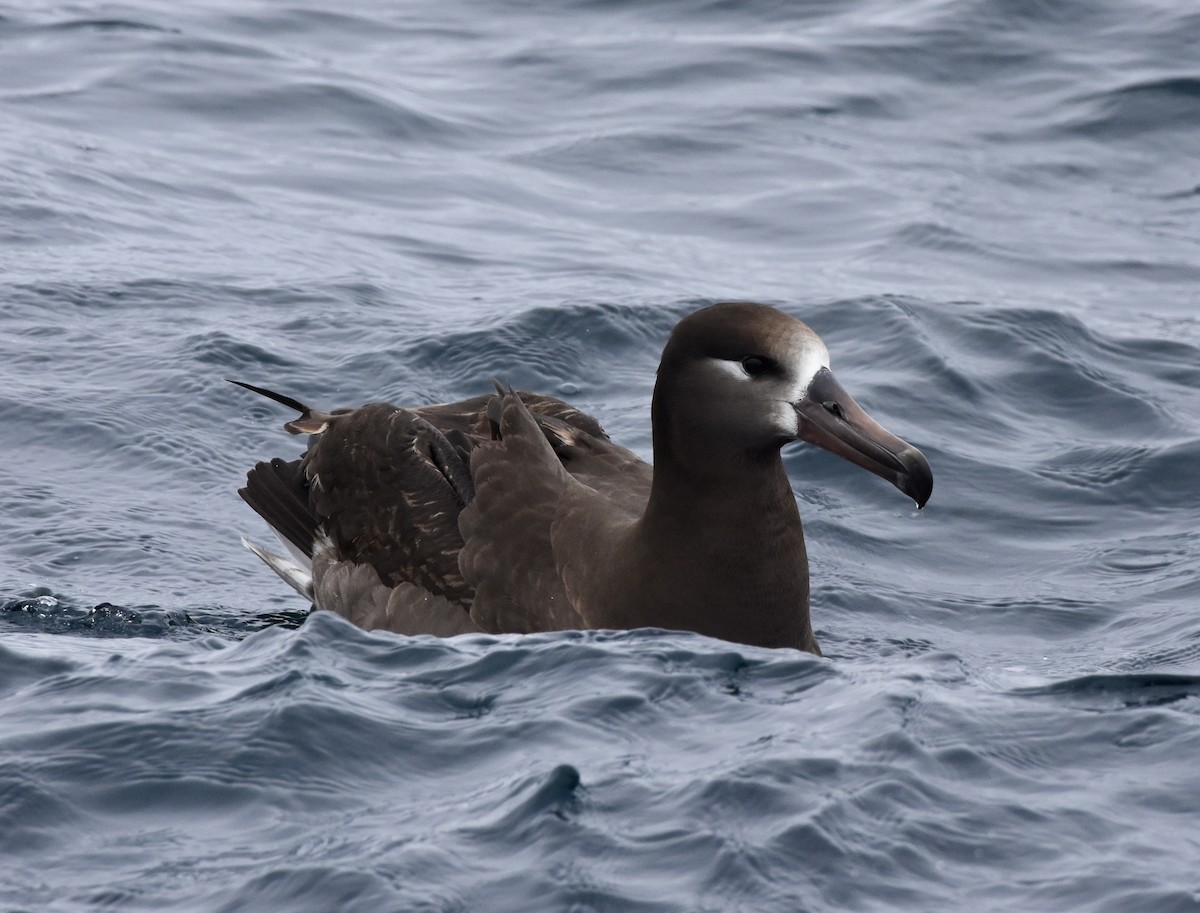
741,356,770,376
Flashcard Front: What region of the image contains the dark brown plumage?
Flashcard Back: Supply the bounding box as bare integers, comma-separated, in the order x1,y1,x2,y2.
234,302,932,652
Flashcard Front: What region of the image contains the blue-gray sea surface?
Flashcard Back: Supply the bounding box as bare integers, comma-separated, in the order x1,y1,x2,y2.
3,1,1200,911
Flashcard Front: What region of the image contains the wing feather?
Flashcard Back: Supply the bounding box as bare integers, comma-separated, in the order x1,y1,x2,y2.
457,392,586,632
238,383,648,636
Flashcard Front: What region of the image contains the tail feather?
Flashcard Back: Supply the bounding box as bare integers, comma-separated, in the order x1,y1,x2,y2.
228,378,333,435
239,458,318,559
227,379,309,413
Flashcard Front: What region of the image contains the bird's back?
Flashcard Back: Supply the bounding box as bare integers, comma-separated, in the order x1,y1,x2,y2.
239,388,651,635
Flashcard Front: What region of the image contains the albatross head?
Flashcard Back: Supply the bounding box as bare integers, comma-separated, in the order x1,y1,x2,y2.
654,301,933,508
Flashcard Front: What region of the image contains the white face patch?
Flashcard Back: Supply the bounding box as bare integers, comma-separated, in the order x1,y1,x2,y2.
708,357,756,382
773,334,831,437
786,337,831,401
701,328,832,440
705,338,829,389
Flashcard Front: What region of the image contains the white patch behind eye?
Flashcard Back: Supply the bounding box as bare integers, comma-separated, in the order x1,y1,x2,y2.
708,357,755,381
699,320,834,436
706,338,830,394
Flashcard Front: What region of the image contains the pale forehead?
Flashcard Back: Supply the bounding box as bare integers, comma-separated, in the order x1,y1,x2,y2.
784,331,830,393
774,318,827,357
763,318,831,379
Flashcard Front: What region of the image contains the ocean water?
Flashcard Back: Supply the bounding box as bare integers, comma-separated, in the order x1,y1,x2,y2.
3,0,1200,910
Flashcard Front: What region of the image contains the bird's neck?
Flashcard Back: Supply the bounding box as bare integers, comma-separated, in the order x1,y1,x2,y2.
632,437,819,653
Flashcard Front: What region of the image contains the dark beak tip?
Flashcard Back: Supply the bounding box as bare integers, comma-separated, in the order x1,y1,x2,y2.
904,485,932,511
897,447,933,510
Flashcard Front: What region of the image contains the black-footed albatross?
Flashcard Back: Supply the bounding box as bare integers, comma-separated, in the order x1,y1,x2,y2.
233,302,932,654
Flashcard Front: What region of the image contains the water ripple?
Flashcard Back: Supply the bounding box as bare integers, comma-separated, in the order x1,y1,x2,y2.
3,0,1200,909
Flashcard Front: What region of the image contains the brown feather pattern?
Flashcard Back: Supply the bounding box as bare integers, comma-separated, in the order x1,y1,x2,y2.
238,388,632,634
234,302,932,652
